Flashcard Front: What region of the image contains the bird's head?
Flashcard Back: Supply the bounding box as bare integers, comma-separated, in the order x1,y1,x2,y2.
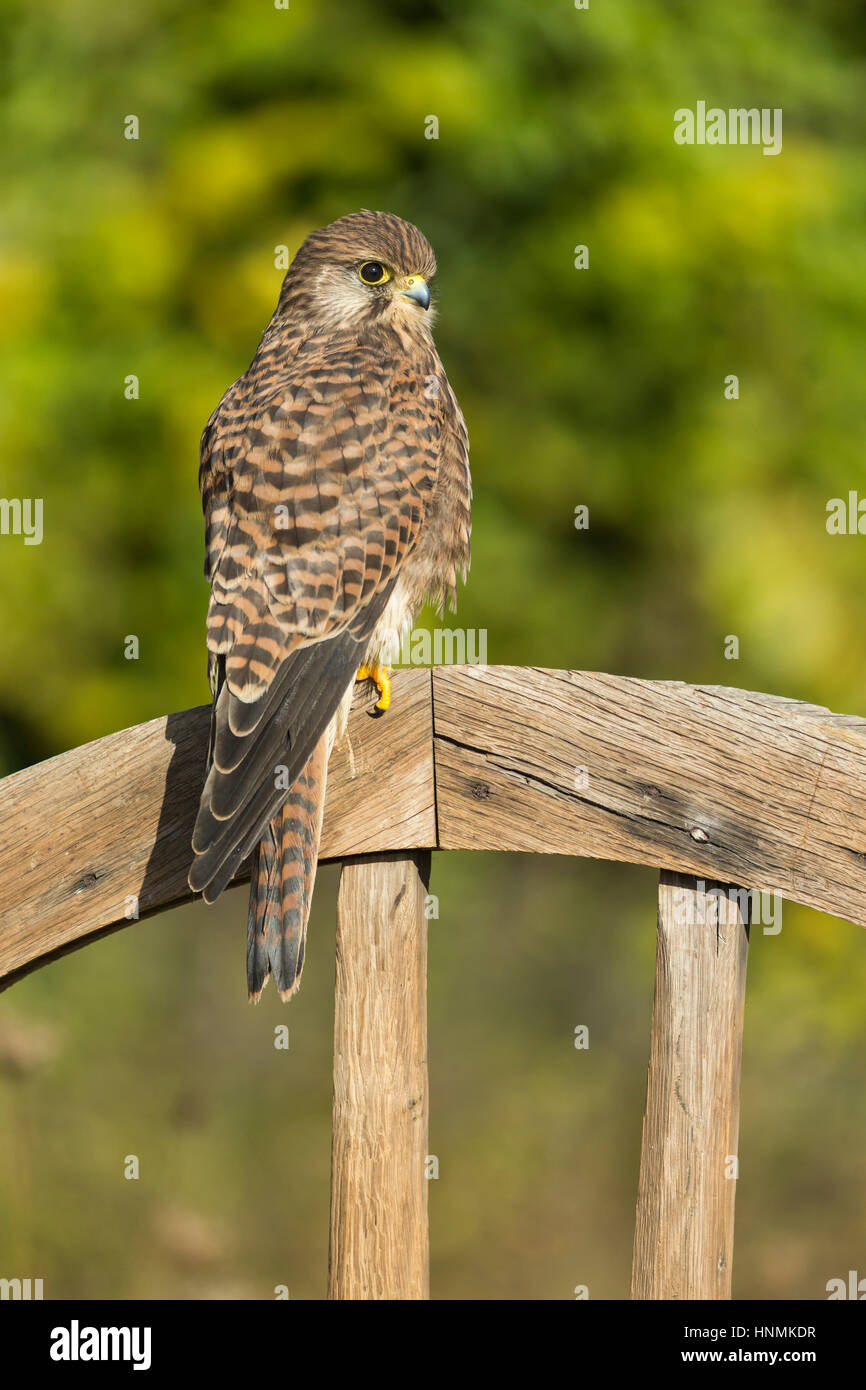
277,210,438,338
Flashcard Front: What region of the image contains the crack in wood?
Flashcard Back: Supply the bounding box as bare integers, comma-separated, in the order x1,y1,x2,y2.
3,666,866,984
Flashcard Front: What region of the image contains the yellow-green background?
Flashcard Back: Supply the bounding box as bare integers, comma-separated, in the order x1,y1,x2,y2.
1,0,865,1299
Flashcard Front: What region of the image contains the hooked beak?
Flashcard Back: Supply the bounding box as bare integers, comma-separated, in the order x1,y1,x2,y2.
400,275,430,310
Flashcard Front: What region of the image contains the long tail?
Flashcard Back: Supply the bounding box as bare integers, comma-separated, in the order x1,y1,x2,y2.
246,734,328,1003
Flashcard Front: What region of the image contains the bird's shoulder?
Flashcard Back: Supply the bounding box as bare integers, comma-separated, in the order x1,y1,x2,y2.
200,324,449,494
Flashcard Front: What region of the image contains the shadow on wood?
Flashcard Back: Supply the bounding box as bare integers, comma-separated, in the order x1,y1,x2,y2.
2,665,864,986
0,664,862,1301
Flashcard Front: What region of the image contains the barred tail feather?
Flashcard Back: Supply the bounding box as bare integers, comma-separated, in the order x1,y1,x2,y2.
246,736,328,1003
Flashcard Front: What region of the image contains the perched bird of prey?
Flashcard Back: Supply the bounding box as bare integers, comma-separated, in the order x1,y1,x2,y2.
188,211,471,1001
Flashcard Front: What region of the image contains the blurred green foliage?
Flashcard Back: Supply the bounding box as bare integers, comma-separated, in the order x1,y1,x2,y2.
1,0,866,1299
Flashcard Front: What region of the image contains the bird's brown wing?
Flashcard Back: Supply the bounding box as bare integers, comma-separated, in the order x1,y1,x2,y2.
189,331,442,902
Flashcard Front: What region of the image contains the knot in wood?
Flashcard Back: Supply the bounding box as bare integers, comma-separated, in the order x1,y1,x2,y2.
72,872,100,892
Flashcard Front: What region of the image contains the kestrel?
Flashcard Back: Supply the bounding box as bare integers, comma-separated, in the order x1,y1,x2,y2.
188,211,471,1001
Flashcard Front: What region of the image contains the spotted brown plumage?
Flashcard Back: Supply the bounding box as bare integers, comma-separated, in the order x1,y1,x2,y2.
188,211,471,1001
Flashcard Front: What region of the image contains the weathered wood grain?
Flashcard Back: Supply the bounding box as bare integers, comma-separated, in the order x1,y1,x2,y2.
0,670,434,983
322,669,434,859
2,664,865,984
631,872,750,1299
328,851,430,1300
433,666,866,926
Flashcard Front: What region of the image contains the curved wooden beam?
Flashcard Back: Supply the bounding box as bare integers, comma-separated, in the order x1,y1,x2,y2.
1,665,864,985
433,666,866,923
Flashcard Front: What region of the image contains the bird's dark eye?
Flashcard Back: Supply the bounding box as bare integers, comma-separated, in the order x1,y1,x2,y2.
358,261,391,286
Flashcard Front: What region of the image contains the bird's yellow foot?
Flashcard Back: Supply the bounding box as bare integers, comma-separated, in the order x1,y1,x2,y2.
356,663,392,714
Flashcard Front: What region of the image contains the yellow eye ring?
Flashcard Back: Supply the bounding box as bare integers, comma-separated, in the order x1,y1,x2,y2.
358,261,391,286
